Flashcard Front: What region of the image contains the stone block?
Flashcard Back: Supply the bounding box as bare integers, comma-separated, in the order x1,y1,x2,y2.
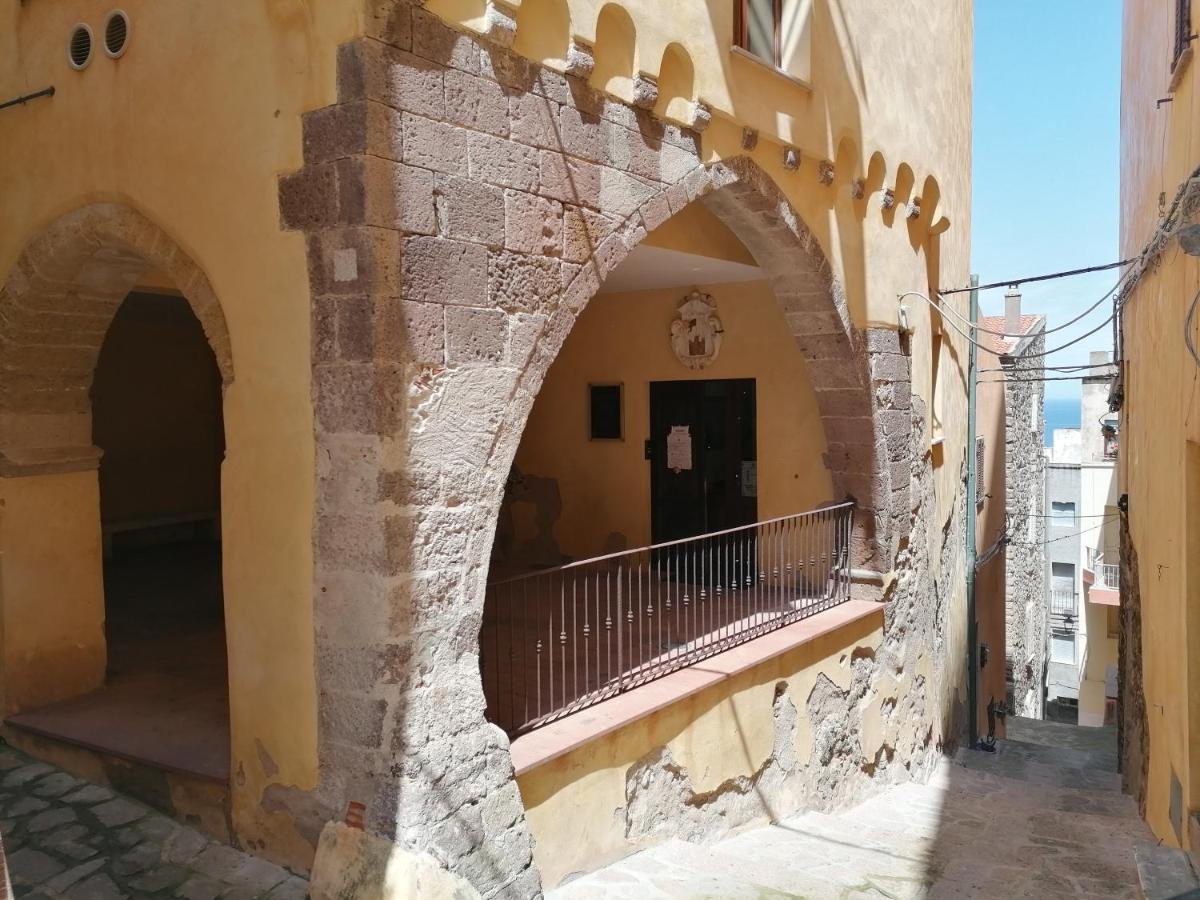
446,307,507,364
488,251,560,311
390,299,446,364
558,104,609,164
8,847,65,884
412,8,480,74
565,39,595,79
435,175,505,247
307,228,404,297
339,41,446,120
631,73,659,109
401,236,488,305
91,797,146,827
508,92,560,149
314,363,403,435
309,822,482,900
562,206,614,263
401,113,469,177
279,164,340,231
338,157,437,235
444,69,511,138
467,132,540,192
363,0,413,49
538,150,602,207
504,191,562,256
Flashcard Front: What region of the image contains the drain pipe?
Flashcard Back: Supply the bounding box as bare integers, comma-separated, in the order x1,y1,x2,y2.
965,274,980,747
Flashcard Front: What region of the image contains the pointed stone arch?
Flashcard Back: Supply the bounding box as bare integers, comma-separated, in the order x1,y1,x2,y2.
0,202,233,475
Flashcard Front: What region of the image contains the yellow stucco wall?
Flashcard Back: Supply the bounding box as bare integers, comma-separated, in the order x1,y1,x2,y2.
511,276,834,560
1120,0,1200,847
516,609,883,888
3,0,972,875
0,473,107,714
0,0,365,865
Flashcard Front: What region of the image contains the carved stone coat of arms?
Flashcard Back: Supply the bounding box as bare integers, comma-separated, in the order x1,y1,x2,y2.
670,291,723,370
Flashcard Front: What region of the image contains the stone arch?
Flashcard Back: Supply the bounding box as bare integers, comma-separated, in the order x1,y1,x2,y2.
0,202,233,472
490,155,901,574
293,29,914,894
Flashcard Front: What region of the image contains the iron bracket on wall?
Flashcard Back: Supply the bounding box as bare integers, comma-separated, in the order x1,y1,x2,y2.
0,86,55,112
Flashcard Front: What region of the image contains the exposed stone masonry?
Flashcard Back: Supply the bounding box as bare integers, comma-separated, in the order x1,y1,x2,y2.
1004,330,1047,718
279,4,947,893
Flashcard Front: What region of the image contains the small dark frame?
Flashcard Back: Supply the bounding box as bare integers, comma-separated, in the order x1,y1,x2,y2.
589,383,624,441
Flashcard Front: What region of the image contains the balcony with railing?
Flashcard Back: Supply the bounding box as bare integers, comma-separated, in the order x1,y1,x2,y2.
1050,590,1079,631
1085,548,1121,606
481,503,853,737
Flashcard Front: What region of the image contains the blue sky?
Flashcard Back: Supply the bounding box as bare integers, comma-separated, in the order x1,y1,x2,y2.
971,1,1122,406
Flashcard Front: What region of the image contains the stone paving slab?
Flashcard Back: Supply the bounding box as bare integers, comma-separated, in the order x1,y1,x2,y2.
0,744,309,899
550,718,1153,899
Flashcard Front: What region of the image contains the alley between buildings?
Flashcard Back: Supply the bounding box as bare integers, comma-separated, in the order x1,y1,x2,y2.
549,718,1153,899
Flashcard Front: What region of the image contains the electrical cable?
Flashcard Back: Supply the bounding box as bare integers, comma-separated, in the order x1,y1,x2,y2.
900,267,1135,340
1185,283,1200,369
939,258,1137,295
1009,516,1119,547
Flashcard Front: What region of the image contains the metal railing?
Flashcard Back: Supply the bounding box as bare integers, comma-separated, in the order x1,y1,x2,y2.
1050,590,1079,630
481,502,853,736
1101,564,1120,588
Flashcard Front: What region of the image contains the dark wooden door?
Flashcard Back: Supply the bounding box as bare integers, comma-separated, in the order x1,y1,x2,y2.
649,379,757,545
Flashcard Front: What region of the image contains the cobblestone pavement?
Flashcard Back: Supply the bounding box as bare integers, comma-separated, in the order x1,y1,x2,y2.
550,717,1154,899
0,745,308,899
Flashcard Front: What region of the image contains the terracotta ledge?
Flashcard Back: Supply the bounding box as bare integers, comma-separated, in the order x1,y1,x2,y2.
508,599,882,776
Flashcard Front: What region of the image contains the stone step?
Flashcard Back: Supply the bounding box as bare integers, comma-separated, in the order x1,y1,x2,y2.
992,735,1118,773
1134,841,1200,899
952,744,1124,793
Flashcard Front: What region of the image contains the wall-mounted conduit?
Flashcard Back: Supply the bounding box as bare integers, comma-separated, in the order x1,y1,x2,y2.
0,87,56,113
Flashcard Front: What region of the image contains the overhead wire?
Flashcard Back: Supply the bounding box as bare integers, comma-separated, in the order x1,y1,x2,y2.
1009,516,1119,548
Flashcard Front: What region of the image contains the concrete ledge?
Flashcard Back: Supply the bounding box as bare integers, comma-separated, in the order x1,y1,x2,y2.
509,599,883,776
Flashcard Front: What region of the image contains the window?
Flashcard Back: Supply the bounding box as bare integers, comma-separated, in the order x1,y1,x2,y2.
1102,418,1119,459
1051,630,1076,665
1174,0,1193,72
588,384,623,440
734,0,813,83
975,437,985,506
1051,501,1076,527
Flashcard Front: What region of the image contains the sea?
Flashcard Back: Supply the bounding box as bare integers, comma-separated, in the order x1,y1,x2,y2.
1043,396,1081,447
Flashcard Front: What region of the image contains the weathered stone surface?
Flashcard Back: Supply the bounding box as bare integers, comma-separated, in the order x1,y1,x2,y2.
401,236,488,305
504,190,562,256
309,822,483,900
436,174,505,246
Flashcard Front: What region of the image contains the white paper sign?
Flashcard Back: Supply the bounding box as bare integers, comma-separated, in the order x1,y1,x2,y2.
666,425,692,472
741,461,758,497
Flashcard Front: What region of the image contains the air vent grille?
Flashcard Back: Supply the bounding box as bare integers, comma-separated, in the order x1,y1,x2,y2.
104,11,129,58
69,24,93,70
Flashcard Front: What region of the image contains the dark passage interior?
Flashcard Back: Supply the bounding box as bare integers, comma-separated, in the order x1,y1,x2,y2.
9,292,229,781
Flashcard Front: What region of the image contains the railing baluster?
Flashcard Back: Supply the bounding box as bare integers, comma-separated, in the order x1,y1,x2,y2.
484,502,856,734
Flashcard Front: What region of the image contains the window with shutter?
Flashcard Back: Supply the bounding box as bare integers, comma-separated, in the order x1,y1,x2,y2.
733,0,813,84
975,436,985,506
1174,0,1193,73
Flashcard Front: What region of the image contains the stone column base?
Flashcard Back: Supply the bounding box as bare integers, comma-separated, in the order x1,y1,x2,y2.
309,823,482,900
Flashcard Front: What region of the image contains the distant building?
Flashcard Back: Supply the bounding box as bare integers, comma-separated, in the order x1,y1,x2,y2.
1042,352,1120,726
981,290,1047,719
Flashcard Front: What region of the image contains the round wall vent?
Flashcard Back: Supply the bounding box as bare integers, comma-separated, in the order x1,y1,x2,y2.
103,10,130,59
69,24,93,70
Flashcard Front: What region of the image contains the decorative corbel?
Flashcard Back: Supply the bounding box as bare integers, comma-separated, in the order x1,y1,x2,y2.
741,127,759,151
817,160,835,185
881,188,897,210
905,197,922,220
782,146,800,170
565,38,595,79
850,178,866,200
685,99,712,132
631,72,659,110
483,0,518,47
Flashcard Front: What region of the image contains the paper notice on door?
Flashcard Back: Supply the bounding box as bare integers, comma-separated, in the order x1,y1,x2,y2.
741,460,757,497
666,425,692,472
